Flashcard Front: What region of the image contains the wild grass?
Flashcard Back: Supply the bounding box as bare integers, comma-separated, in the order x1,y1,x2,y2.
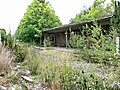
0,47,15,73
23,47,120,90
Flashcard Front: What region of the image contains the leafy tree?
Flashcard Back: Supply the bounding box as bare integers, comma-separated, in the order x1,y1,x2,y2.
0,28,6,44
111,1,120,54
89,0,114,18
111,1,120,36
16,0,61,43
70,0,114,23
70,7,91,23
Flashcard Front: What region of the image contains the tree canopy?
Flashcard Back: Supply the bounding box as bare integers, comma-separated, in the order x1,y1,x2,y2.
16,0,62,43
111,1,120,36
70,0,115,23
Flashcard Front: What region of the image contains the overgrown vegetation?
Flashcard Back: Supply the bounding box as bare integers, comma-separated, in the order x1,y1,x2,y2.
14,43,27,62
21,47,120,90
13,2,120,88
70,21,116,63
69,31,86,48
1,0,120,89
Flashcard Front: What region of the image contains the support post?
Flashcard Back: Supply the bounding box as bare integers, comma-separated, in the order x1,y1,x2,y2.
114,36,120,58
40,37,41,46
116,37,119,54
0,30,1,46
65,30,68,48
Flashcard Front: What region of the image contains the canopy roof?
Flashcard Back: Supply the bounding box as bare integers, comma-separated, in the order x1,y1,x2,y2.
43,15,113,33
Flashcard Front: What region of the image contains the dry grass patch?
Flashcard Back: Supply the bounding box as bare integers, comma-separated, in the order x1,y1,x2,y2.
0,47,15,73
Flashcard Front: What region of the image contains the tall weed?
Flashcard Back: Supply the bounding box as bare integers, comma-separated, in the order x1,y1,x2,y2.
70,21,116,63
0,47,15,73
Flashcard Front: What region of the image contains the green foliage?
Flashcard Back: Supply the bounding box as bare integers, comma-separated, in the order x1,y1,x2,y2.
14,43,27,62
79,48,114,63
25,48,39,74
22,47,119,89
0,29,15,48
60,68,107,90
70,0,114,23
16,49,26,62
43,37,51,47
111,1,120,36
0,28,6,44
16,0,61,43
70,21,116,63
89,21,116,52
6,33,14,48
70,7,91,23
69,31,86,49
90,21,104,49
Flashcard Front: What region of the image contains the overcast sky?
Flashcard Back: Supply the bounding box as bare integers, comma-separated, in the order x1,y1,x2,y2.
0,0,95,34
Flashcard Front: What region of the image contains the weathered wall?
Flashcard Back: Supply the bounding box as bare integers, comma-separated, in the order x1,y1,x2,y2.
55,32,66,47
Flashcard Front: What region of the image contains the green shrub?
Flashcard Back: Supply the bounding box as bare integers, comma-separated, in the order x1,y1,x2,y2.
70,21,116,64
60,67,106,90
16,49,26,62
14,44,27,62
69,31,86,49
5,33,14,48
25,48,39,75
77,48,114,63
44,37,51,47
